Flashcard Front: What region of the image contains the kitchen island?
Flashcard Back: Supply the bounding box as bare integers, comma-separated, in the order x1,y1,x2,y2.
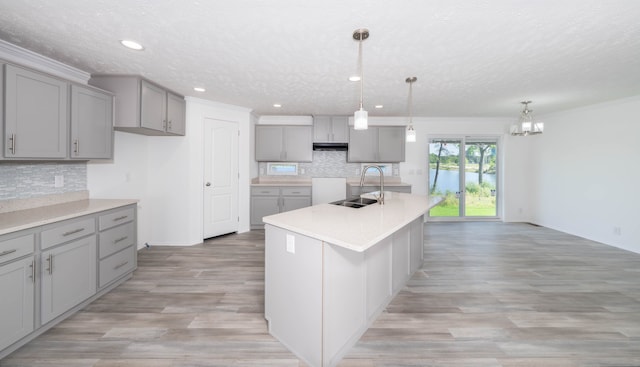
263,192,441,367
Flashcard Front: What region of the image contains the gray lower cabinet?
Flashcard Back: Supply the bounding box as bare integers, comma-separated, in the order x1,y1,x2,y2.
251,186,312,228
347,126,405,162
97,207,137,289
89,75,186,136
0,204,137,359
40,236,97,324
255,125,312,162
3,64,68,159
0,232,36,352
70,85,114,159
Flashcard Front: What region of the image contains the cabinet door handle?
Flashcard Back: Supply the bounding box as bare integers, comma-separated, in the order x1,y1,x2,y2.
29,260,36,283
73,139,79,155
114,236,128,244
113,215,128,222
0,249,17,257
47,254,54,275
8,134,16,155
167,120,172,130
114,261,129,270
63,228,84,237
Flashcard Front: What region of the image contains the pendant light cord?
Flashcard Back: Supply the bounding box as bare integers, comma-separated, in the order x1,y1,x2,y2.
358,36,364,110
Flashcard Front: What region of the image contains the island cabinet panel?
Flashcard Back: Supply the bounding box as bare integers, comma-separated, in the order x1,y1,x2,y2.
323,244,366,366
365,236,393,321
409,217,424,273
392,224,411,293
264,225,323,367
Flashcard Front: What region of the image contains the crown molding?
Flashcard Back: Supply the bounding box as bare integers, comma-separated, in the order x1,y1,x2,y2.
0,39,90,84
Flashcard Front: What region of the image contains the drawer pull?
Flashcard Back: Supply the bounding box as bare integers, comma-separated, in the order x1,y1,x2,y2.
63,228,85,237
113,215,128,222
114,261,129,270
0,249,17,257
8,134,16,155
29,260,36,283
291,191,300,194
114,236,129,244
260,191,270,194
47,254,54,275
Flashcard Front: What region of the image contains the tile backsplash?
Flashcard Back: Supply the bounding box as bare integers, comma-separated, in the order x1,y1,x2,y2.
0,162,87,201
259,151,399,178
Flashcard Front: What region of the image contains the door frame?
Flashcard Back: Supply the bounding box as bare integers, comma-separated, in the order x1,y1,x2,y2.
426,134,502,222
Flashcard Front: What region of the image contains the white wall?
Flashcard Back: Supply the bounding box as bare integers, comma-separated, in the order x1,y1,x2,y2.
530,96,640,253
88,98,252,247
87,132,152,248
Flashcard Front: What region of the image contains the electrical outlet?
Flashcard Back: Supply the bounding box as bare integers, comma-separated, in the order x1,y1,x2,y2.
613,226,622,236
54,175,64,188
286,234,295,254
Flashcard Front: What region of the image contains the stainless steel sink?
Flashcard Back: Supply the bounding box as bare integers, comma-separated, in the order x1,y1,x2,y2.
330,197,377,208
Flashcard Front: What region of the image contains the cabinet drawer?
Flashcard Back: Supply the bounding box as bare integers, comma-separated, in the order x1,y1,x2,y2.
99,207,135,231
281,187,311,196
0,233,35,265
99,222,135,259
99,246,136,288
41,218,96,250
251,187,280,196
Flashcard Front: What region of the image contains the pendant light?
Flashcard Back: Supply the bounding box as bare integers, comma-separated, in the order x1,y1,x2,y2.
353,28,369,130
510,101,544,136
405,77,417,142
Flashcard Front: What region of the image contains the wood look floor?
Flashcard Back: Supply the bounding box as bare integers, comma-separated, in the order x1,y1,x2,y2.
2,223,640,367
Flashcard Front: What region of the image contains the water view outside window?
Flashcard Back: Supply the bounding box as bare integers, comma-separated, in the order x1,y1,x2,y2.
428,137,498,218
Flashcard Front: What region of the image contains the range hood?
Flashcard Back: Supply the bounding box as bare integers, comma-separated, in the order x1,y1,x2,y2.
313,142,348,151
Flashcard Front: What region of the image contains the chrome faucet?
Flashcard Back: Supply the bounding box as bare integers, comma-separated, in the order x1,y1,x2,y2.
359,165,384,205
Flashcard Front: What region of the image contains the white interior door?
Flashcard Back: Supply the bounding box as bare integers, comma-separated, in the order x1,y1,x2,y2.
203,118,239,238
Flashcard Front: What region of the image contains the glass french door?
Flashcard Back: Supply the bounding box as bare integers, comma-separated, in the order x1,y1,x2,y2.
428,136,499,220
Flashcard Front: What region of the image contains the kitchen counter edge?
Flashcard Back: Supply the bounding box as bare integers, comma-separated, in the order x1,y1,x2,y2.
0,199,139,235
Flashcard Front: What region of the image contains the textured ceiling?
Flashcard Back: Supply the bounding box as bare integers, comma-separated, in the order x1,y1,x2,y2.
1,0,639,118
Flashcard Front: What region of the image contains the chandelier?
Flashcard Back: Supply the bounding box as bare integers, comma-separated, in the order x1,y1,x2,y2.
510,101,544,136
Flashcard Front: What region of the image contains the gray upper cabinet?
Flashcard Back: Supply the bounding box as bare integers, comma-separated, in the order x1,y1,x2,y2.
4,64,68,159
89,75,186,136
313,116,348,143
348,126,405,162
140,80,166,132
255,125,312,162
166,92,186,135
70,85,114,159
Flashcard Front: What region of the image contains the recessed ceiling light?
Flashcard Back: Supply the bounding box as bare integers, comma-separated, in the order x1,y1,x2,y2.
349,75,361,82
120,39,144,50
193,87,206,92
273,104,282,108
375,105,384,109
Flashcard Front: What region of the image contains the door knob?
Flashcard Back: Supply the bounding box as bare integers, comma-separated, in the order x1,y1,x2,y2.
205,182,211,186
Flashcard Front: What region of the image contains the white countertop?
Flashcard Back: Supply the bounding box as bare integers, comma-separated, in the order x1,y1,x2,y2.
0,199,138,235
263,192,441,252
